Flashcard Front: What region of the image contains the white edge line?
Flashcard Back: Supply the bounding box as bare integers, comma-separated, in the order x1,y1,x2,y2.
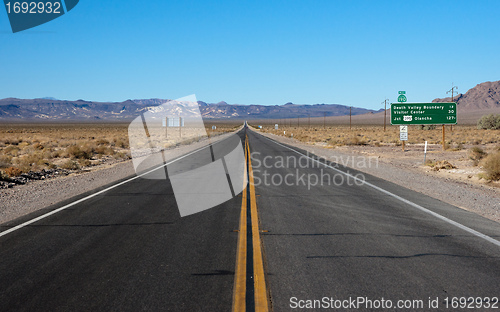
257,132,500,248
0,132,238,238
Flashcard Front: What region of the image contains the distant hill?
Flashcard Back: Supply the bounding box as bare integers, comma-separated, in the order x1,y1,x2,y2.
0,98,381,121
197,102,381,119
0,98,150,120
130,98,171,106
433,80,500,111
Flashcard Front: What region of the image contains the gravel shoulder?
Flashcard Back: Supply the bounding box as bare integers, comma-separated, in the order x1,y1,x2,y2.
0,131,237,225
256,130,500,224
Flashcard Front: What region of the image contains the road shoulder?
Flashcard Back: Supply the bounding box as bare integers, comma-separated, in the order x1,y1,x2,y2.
255,130,500,224
0,131,236,225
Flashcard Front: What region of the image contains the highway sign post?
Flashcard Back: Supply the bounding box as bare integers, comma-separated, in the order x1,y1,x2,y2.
399,125,408,151
391,102,457,151
399,125,408,140
396,92,407,150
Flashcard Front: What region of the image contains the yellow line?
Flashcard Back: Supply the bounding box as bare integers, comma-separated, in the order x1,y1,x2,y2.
233,135,269,312
247,135,270,312
232,139,248,312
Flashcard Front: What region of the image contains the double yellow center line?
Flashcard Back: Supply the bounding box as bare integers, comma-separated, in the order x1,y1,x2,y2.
232,134,269,312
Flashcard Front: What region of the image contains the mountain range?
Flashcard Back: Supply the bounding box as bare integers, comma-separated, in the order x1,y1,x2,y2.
0,98,381,121
432,80,500,111
0,80,498,121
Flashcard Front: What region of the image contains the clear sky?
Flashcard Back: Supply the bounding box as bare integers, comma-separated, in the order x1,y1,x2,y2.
1,0,499,109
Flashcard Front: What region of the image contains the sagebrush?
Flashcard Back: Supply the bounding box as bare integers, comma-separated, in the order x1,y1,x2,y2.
477,114,500,130
482,152,500,181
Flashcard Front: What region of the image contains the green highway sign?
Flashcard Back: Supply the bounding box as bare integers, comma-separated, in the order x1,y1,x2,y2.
391,102,457,125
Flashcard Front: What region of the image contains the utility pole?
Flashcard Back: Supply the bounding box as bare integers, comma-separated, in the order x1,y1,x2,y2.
382,98,389,131
308,114,310,128
323,112,326,129
349,107,352,130
447,83,458,132
447,82,458,102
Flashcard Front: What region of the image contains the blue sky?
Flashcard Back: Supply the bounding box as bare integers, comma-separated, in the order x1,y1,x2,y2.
1,0,499,109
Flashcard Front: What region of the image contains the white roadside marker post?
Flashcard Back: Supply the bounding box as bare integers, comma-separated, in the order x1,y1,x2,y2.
424,141,428,165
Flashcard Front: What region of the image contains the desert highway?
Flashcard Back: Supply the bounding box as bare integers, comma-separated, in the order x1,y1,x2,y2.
1,126,500,311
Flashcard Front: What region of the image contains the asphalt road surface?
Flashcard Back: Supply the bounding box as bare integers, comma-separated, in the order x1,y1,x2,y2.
1,126,499,312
